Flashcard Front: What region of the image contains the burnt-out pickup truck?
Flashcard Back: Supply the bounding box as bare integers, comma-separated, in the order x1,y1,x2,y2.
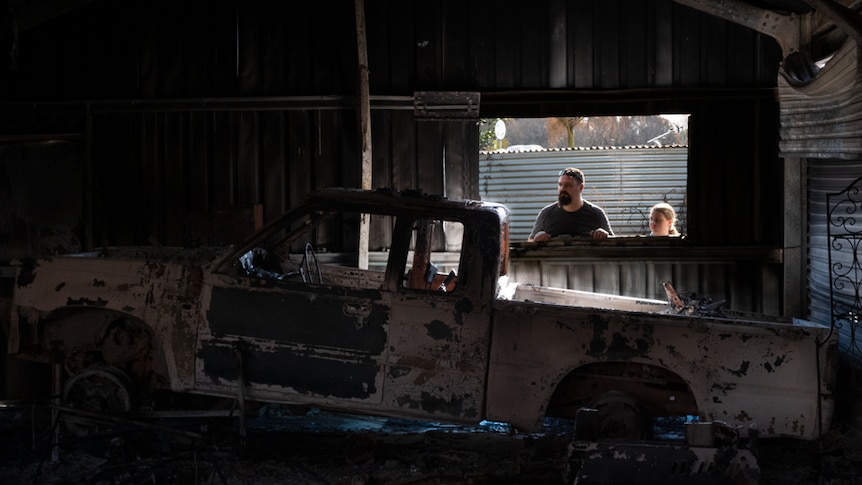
3,187,837,442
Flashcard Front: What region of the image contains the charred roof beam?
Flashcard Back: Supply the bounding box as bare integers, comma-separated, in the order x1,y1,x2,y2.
802,0,862,46
673,0,801,57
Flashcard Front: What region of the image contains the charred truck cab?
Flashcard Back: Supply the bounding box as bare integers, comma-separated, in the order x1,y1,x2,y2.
4,188,837,453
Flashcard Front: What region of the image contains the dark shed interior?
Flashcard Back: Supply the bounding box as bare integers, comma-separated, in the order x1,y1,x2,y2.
2,0,862,429
0,0,785,249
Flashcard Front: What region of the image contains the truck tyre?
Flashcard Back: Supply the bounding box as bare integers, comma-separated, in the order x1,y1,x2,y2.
593,391,649,440
62,364,132,436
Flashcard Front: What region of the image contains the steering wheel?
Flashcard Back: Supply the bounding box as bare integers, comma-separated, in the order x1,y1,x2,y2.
299,243,322,284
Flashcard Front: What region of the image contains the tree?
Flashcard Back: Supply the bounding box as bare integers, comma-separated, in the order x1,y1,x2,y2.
478,115,687,150
478,119,499,150
548,117,585,148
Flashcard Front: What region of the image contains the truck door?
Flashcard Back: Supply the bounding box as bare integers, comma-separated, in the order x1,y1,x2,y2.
196,209,394,405
385,217,493,423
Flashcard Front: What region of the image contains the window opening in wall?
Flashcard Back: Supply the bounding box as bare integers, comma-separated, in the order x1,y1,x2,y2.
478,115,688,242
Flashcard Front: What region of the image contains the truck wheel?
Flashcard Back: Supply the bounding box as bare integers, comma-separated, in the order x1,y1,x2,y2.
593,391,649,440
62,364,132,436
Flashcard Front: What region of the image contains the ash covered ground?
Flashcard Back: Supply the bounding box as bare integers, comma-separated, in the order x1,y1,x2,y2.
0,403,859,484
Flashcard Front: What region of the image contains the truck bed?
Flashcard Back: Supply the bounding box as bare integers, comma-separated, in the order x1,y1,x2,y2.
498,280,796,325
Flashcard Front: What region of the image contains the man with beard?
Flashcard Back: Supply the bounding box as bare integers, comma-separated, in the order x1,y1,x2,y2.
527,167,613,242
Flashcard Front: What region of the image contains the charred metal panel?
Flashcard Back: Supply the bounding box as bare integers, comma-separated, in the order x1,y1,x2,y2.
486,298,834,438
384,288,492,423
208,286,388,353
197,341,379,400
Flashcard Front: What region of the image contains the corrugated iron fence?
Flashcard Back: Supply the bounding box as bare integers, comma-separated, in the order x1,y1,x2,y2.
479,146,688,241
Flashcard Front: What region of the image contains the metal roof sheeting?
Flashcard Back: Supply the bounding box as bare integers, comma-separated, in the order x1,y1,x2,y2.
479,146,688,241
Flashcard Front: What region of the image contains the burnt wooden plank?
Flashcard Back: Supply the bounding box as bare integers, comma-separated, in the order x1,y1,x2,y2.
414,0,443,87
365,0,394,91
416,123,444,194
136,2,161,98
619,1,650,89
698,263,729,308
654,1,674,87
468,0,493,88
93,115,136,246
236,111,259,205
702,14,728,87
163,113,186,246
260,111,286,222
285,4,312,93
259,1,287,95
207,0,239,96
287,111,312,209
142,113,163,242
211,111,237,207
545,262,568,289
728,24,758,86
85,1,135,98
443,122,468,200
185,112,211,243
569,263,596,293
237,0,261,95
391,110,417,190
441,0,472,85
621,262,648,299
673,5,703,86
158,0,185,97
759,264,782,315
571,0,594,88
336,0,358,95
316,110,342,189
491,0,519,88
180,0,210,96
729,262,755,313
371,111,394,189
510,262,541,288
594,262,621,295
515,3,547,88
56,6,86,97
673,263,701,300
338,110,360,189
384,8,411,90
594,0,621,89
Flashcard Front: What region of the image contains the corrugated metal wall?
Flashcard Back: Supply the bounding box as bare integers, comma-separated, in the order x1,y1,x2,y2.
779,38,862,369
808,161,862,364
479,146,688,241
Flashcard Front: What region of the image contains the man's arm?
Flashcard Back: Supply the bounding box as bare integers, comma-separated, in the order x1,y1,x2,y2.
588,204,613,239
528,207,551,242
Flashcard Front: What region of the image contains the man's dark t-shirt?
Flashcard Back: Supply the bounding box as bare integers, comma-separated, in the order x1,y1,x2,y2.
528,200,613,239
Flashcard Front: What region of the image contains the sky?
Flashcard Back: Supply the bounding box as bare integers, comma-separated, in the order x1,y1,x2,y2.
660,114,689,129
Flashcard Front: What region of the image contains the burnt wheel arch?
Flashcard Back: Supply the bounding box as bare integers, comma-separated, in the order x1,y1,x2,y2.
545,362,699,422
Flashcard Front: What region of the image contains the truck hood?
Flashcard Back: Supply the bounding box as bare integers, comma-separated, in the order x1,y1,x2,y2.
59,245,232,265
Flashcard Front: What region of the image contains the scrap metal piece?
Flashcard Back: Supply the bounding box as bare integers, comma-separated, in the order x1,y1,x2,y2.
663,281,684,309
566,440,760,485
414,91,480,120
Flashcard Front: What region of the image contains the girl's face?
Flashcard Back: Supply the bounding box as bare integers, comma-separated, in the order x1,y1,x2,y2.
649,210,672,236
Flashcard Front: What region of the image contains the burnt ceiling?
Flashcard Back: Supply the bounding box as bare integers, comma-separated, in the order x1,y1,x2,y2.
743,0,815,12
0,0,855,87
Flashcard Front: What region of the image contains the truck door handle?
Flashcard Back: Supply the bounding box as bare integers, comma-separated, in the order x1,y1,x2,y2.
343,302,370,317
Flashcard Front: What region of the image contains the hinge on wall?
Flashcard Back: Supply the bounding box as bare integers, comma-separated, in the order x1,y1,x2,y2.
414,92,480,120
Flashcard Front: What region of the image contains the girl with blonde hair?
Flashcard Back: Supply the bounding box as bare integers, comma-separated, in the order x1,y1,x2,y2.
649,202,679,236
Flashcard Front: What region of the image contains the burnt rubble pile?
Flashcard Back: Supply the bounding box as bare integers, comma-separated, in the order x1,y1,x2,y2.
673,291,729,318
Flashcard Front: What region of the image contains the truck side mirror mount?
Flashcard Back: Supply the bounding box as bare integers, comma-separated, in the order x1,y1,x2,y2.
424,262,439,285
